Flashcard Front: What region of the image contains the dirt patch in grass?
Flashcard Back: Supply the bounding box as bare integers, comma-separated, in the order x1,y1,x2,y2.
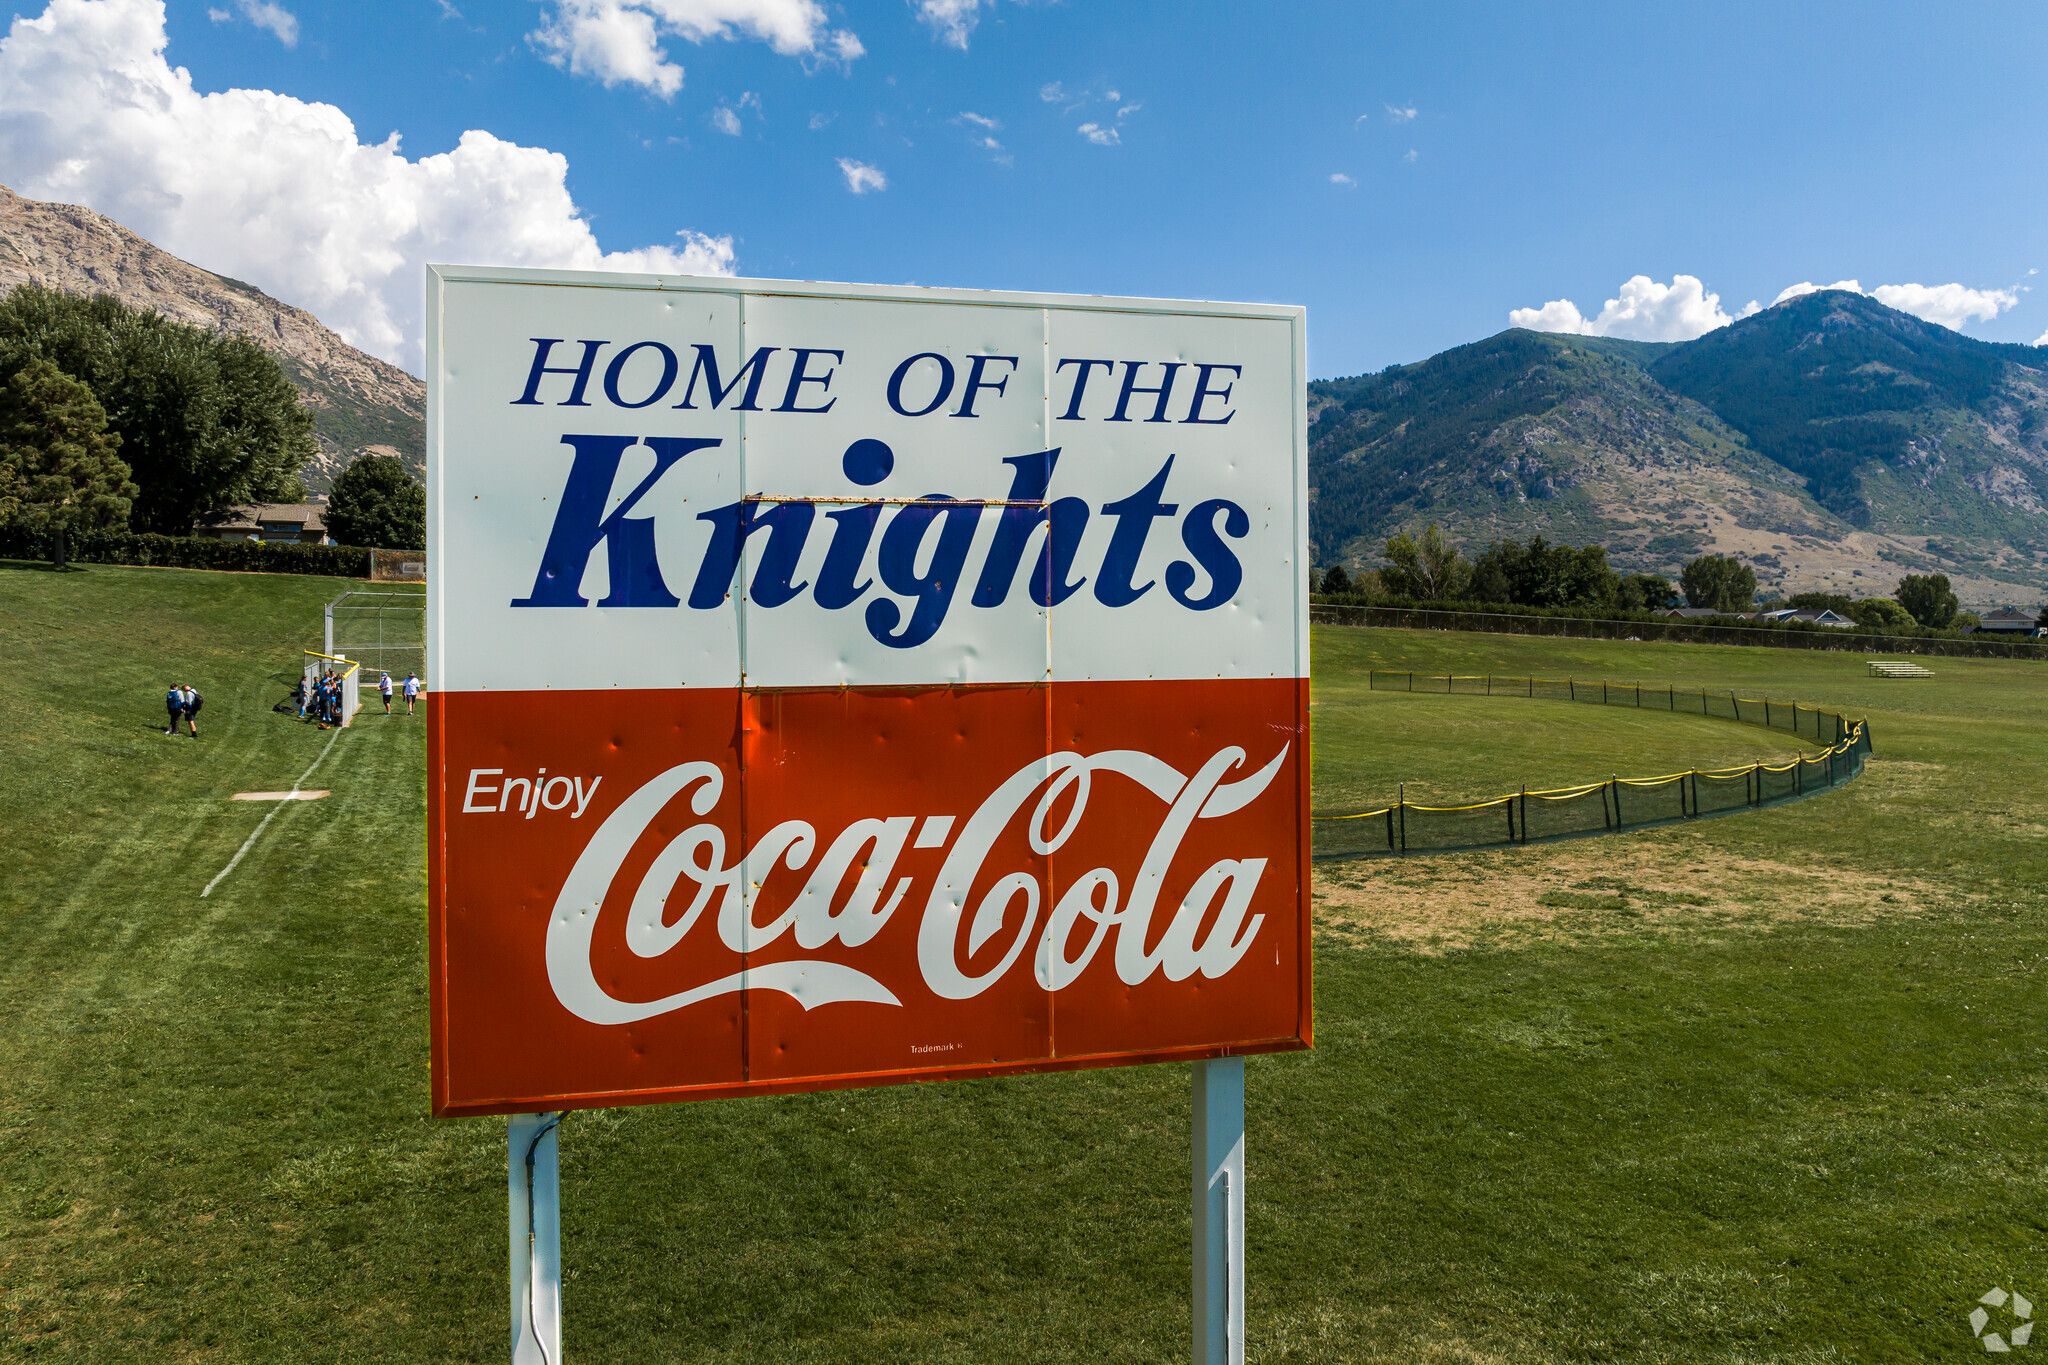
1313,835,1960,954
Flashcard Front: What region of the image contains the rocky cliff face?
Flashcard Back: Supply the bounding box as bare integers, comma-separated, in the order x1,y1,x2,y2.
0,184,422,491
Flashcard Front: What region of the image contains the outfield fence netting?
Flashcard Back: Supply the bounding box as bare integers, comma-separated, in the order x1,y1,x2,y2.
1313,672,1873,860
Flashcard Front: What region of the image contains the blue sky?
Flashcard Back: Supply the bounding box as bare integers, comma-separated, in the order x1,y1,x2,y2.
2,0,2043,376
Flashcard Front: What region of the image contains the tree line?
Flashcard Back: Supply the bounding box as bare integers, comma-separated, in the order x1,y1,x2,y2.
0,285,422,564
1315,523,2039,632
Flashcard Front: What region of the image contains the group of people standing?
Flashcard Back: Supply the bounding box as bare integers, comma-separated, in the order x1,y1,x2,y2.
295,671,349,729
162,684,203,737
290,668,422,729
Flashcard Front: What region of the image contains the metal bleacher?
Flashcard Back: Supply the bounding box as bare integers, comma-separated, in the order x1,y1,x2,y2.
1869,660,1934,678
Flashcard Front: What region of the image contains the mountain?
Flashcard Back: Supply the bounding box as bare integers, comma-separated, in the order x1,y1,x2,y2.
0,184,422,491
1311,292,2048,604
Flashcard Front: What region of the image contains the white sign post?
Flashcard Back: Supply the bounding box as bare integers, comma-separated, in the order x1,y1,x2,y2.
1192,1057,1247,1364
507,1112,563,1365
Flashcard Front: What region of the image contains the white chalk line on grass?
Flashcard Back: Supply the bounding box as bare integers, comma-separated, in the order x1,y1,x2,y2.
201,724,346,899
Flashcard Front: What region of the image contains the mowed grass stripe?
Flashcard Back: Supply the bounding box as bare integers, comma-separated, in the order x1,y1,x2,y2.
1,562,2044,1363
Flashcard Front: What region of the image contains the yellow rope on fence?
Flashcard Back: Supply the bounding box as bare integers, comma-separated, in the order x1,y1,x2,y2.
1316,672,1870,831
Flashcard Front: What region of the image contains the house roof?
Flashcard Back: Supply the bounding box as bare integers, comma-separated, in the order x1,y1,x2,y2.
1665,607,1751,619
197,502,328,532
1981,608,2037,625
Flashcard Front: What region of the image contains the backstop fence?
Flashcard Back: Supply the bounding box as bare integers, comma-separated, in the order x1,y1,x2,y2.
322,587,426,682
1313,671,1873,860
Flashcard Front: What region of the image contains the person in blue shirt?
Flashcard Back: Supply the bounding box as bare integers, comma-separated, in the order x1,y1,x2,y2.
165,683,183,735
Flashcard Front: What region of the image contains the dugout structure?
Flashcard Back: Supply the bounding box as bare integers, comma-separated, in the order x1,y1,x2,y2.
303,651,362,727
323,587,425,683
1313,671,1874,859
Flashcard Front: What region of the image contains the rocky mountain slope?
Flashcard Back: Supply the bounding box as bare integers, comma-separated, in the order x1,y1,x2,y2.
1311,292,2048,604
0,184,421,491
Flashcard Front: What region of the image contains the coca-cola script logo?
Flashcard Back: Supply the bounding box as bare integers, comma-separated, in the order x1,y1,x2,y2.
546,743,1289,1024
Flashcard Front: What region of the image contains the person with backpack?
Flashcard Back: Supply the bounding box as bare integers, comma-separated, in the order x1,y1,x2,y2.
180,685,203,738
164,683,184,736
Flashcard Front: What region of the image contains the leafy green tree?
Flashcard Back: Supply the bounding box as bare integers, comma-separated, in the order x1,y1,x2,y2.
1382,523,1470,601
1680,554,1757,612
1616,572,1675,612
1848,597,1915,632
1466,535,1618,609
1320,563,1351,595
0,285,310,533
1895,573,1959,629
1787,590,1855,615
324,452,426,549
0,357,135,567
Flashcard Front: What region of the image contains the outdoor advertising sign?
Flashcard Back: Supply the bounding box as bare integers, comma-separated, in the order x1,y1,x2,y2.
425,266,1311,1116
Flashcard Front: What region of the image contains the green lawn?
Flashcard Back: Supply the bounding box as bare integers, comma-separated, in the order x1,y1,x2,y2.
1,563,2043,1363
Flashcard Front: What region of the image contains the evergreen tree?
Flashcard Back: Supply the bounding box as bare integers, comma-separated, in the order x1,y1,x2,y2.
1320,563,1351,595
325,451,426,549
0,357,135,567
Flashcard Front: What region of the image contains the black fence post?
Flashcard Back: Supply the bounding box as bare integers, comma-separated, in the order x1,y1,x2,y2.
1519,787,1529,844
1505,793,1514,843
1397,783,1407,854
1611,774,1622,828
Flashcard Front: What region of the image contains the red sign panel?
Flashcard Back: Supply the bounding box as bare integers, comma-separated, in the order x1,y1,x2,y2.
426,269,1310,1115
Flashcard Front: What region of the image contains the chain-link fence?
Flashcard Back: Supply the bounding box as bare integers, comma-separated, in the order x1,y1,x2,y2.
1313,672,1873,859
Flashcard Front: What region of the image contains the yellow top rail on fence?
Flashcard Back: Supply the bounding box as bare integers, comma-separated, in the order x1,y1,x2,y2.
1312,671,1873,858
302,649,362,679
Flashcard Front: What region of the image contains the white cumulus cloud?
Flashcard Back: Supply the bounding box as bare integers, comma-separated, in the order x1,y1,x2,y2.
0,0,735,371
2036,329,2048,347
1384,102,1417,123
237,0,296,46
531,0,860,98
913,0,980,49
1328,172,1354,186
710,103,741,135
1773,278,2020,330
836,157,886,193
1076,121,1118,146
1510,274,1736,342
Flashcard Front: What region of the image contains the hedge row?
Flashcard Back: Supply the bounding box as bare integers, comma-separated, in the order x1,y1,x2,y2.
1312,600,2047,660
1312,591,1992,642
0,527,371,578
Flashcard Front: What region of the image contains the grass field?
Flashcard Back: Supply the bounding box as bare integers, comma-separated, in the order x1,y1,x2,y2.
2,562,2044,1363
